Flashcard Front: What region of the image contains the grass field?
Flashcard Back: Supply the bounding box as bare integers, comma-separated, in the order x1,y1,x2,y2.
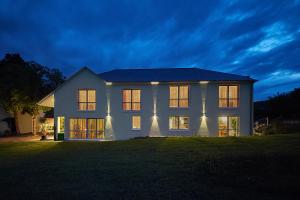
1,134,300,200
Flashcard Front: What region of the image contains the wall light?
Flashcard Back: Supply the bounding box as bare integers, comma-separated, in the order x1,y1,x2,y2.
151,81,159,85
106,82,112,86
199,81,209,84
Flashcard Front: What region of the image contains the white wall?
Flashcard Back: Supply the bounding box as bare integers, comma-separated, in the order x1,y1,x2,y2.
53,68,253,140
54,69,107,139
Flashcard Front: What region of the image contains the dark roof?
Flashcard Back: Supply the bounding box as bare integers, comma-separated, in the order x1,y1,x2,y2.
98,67,255,82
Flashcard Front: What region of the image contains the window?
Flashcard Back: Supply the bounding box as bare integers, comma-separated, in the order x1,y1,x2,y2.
69,118,104,139
218,116,240,136
69,118,86,139
169,85,189,108
219,85,239,108
169,116,189,130
122,89,141,111
78,89,96,110
132,116,141,130
57,116,65,133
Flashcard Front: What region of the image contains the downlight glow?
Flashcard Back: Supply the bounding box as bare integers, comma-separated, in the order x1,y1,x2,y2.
151,81,159,85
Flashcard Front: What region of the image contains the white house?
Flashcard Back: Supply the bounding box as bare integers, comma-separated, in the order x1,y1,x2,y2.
38,67,256,141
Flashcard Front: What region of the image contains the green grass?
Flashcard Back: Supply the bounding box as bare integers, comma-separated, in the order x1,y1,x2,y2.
1,134,300,200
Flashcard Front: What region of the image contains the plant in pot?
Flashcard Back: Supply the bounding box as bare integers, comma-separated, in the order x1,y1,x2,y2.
39,117,47,140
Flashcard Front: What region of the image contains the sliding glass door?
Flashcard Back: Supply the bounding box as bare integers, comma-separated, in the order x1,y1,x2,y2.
69,118,105,139
87,119,105,139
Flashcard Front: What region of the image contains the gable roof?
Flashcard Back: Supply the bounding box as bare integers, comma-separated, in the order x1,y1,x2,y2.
98,67,256,82
38,67,99,107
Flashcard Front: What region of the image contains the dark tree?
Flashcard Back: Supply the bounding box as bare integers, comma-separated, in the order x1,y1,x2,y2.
255,88,300,120
0,53,65,134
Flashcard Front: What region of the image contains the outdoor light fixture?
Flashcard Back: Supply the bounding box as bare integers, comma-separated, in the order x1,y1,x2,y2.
200,81,209,84
106,82,112,86
151,81,159,85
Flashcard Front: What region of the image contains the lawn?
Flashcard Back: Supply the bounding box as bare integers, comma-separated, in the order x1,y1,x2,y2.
0,134,300,200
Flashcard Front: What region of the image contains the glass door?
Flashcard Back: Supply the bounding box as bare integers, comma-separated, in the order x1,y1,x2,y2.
88,119,97,139
87,118,105,139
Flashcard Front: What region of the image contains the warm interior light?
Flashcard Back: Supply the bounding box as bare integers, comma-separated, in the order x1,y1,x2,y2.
106,82,112,86
200,81,209,84
151,81,159,85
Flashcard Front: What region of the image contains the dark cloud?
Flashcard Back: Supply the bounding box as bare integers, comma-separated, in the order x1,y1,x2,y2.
0,0,300,100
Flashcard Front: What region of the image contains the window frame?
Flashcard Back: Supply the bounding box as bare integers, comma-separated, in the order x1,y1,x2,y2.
169,85,189,108
57,116,65,133
218,116,240,136
132,115,141,130
122,89,141,111
78,89,96,111
218,85,239,108
69,118,105,139
169,116,189,130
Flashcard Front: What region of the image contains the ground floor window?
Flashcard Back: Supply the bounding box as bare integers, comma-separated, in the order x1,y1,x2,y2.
132,116,141,130
218,116,240,136
57,116,65,133
69,118,105,139
169,116,189,130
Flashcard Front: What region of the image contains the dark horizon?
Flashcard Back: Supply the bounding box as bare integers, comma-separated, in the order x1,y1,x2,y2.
1,0,300,100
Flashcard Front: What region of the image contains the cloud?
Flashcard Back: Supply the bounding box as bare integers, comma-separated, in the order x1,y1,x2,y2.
0,0,300,100
247,22,295,53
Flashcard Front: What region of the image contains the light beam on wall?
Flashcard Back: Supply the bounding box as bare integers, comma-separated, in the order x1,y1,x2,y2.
150,114,160,137
105,86,114,140
198,82,209,136
150,84,160,136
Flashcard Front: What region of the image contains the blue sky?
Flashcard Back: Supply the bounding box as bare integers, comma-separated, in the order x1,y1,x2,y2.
0,0,300,100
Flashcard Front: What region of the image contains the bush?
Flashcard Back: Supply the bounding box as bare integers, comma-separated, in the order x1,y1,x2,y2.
261,119,300,135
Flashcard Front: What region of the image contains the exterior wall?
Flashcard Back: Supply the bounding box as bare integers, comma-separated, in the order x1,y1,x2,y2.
54,69,108,139
0,107,42,135
53,69,253,140
109,81,252,140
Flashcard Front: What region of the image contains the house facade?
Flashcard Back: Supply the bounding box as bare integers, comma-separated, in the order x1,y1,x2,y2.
38,67,256,141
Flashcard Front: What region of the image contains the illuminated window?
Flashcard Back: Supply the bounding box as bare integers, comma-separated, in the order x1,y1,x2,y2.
69,118,86,139
219,85,239,108
78,89,96,110
69,118,104,139
122,89,141,111
132,116,141,130
218,116,240,136
57,116,65,133
169,85,189,108
169,116,189,130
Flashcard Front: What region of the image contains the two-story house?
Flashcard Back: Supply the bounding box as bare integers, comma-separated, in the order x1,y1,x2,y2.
38,67,256,140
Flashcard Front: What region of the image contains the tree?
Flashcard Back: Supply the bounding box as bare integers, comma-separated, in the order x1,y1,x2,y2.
255,87,300,120
0,53,64,134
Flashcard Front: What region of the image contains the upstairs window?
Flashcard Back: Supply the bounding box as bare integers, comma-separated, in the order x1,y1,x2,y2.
169,85,189,108
169,116,189,130
78,89,96,110
122,89,141,111
219,85,239,108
